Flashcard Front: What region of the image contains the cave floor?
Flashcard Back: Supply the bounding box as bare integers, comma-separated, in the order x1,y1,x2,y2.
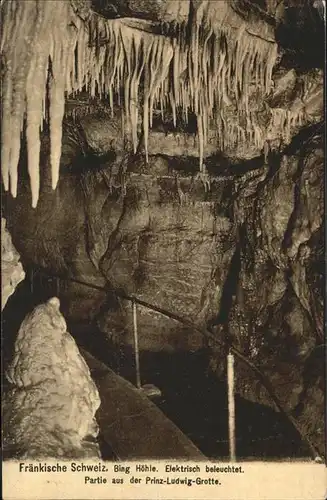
73,325,310,461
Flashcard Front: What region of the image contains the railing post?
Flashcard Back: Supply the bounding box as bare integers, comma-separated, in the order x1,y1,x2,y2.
132,299,141,390
227,351,236,462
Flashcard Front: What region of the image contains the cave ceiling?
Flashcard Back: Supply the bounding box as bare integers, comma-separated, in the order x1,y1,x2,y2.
0,0,325,207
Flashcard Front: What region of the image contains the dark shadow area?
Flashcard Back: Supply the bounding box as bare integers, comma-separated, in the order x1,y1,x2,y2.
276,3,325,71
66,319,310,460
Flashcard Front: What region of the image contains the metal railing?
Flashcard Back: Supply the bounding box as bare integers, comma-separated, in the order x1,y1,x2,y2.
27,265,321,461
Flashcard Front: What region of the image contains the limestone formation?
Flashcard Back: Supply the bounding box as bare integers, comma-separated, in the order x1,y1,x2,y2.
3,297,101,459
1,218,25,311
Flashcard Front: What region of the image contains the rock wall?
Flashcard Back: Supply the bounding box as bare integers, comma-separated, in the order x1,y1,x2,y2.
210,130,325,455
4,133,237,351
1,218,25,310
3,297,101,459
95,158,236,351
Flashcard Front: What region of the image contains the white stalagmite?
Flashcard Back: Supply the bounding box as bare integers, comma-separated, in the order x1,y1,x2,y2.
0,0,280,207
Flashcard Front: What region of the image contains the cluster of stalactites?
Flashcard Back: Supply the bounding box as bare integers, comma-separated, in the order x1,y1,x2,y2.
1,0,279,207
1,0,82,207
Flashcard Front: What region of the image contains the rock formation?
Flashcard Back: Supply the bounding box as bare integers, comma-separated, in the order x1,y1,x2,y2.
1,217,25,310
3,297,101,459
1,1,324,205
210,128,325,455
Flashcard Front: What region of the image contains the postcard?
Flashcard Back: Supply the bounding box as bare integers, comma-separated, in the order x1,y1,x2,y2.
1,0,326,499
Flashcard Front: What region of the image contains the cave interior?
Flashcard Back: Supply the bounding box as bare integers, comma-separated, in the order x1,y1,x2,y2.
1,0,325,462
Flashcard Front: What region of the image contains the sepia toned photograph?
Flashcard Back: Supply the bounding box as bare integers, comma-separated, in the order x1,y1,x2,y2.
1,0,325,493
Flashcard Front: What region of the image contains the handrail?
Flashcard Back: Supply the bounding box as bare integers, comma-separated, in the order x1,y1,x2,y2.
28,266,321,460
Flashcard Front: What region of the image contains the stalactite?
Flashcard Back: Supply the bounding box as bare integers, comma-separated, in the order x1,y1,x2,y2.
49,1,81,194
1,62,12,193
1,1,40,199
0,0,279,206
267,107,305,149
